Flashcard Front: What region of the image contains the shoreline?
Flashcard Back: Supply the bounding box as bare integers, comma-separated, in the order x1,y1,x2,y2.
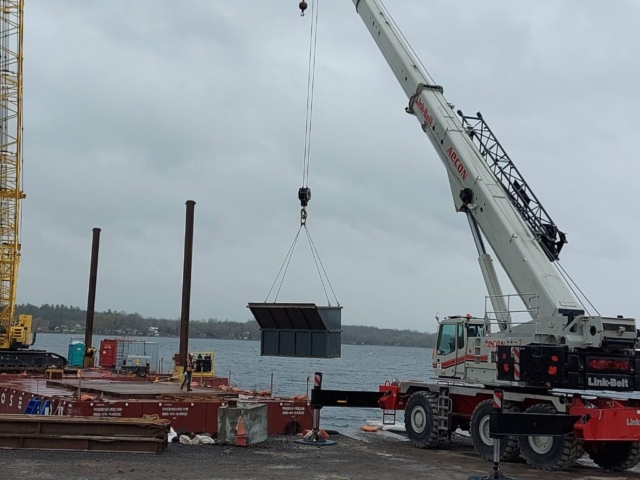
37,332,433,349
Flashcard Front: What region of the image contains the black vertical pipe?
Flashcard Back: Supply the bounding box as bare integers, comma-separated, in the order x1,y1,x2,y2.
179,201,196,368
84,228,101,356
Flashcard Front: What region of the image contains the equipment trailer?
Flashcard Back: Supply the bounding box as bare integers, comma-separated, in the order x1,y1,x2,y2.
306,0,640,472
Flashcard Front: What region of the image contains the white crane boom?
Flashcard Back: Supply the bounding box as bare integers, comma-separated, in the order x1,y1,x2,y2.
351,0,583,321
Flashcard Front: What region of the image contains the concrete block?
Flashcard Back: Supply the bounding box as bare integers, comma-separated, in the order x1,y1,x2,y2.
218,403,267,446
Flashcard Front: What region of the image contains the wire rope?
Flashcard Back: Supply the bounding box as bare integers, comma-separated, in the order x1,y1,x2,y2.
301,0,320,188
265,225,302,302
263,1,338,306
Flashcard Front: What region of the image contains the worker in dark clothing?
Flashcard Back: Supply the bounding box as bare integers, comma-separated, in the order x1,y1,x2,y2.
180,353,194,391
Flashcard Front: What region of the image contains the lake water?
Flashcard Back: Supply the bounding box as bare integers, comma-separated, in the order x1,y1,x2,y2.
36,333,435,432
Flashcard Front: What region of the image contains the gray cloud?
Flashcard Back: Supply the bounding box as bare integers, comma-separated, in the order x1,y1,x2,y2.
18,1,640,332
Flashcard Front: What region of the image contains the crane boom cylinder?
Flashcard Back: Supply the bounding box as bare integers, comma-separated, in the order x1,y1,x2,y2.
465,212,510,329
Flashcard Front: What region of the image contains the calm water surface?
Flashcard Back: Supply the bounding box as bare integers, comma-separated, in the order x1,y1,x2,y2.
36,333,435,432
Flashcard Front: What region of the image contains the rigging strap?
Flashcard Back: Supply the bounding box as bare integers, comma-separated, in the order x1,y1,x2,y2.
265,224,339,306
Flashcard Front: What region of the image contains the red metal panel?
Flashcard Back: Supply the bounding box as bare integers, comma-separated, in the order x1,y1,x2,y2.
379,384,405,410
571,398,640,441
142,401,208,433
266,400,312,434
98,339,118,368
68,402,89,416
0,387,29,414
0,391,62,416
0,379,313,438
87,401,144,419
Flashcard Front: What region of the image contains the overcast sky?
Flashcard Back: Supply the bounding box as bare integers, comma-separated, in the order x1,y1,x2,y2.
19,0,639,333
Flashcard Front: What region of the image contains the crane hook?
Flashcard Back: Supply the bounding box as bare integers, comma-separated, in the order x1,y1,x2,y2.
299,1,308,16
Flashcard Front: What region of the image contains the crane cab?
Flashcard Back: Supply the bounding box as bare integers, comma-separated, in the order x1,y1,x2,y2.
433,315,486,379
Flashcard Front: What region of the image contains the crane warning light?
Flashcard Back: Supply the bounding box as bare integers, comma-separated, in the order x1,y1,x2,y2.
465,313,471,319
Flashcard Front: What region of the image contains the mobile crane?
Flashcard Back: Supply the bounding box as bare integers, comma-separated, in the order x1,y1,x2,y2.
0,2,66,372
307,0,640,472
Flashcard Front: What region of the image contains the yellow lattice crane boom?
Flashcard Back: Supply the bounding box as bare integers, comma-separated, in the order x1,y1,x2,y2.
0,0,28,349
0,1,66,370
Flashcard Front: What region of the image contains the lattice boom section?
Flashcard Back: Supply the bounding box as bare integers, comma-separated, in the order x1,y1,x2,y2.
457,110,565,261
0,0,24,332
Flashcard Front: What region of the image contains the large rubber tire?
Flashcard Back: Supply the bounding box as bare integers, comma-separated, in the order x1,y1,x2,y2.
518,403,583,471
470,399,521,462
585,441,640,471
404,391,444,448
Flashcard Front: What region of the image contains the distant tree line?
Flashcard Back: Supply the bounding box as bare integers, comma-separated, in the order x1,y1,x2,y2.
15,304,437,348
341,324,437,348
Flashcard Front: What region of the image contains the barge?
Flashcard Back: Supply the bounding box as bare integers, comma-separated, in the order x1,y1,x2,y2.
0,373,312,436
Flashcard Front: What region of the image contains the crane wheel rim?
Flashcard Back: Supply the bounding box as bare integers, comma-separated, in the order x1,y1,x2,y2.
528,435,552,454
478,415,494,447
411,406,427,433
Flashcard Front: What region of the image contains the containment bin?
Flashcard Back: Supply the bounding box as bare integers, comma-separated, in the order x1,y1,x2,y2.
98,339,118,368
248,302,342,358
67,340,85,367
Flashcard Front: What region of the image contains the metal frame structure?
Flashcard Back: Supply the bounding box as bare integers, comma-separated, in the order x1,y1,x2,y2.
458,111,566,261
0,0,25,348
248,303,342,358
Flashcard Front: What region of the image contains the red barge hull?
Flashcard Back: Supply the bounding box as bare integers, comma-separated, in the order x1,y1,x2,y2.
0,375,312,436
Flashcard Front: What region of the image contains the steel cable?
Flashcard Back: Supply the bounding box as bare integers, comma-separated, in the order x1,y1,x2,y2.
301,0,320,187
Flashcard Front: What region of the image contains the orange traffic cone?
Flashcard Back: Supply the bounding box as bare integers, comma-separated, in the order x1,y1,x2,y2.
235,417,247,447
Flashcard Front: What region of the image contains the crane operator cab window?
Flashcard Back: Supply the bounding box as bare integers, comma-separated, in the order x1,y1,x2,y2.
437,322,475,356
437,324,457,356
467,324,485,339
436,321,467,378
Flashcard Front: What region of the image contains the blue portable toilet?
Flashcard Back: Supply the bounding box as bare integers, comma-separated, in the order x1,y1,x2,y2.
67,340,85,367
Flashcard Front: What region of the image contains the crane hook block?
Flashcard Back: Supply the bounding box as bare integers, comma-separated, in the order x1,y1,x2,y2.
298,186,311,207
299,1,308,16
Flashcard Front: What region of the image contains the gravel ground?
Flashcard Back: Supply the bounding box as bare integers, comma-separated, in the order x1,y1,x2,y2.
0,432,639,480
